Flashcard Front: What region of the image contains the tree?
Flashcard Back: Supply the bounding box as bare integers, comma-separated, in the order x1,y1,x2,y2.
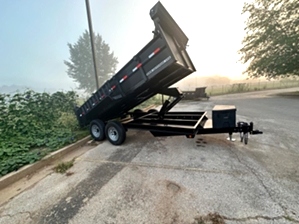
65,30,118,94
239,0,299,79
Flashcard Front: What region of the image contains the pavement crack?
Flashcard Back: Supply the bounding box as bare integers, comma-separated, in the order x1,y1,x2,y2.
0,214,13,218
229,147,291,219
0,211,33,220
195,213,299,223
81,158,250,176
222,214,299,222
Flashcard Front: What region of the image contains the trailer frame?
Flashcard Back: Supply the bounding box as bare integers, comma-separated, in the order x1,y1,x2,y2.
88,88,262,145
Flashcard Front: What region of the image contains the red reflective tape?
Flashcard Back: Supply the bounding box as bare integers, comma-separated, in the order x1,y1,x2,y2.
148,48,160,58
154,48,160,54
119,75,128,83
111,85,116,90
132,64,141,72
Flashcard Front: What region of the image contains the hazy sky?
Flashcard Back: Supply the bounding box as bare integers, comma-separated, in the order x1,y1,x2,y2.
0,0,250,92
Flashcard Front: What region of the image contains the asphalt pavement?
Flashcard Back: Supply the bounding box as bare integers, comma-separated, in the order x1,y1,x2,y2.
0,88,299,224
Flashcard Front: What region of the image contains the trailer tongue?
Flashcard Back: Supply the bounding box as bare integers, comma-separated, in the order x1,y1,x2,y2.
75,1,262,145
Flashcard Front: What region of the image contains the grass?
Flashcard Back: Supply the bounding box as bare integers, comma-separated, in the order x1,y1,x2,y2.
276,91,299,96
133,94,163,110
74,129,89,140
206,80,299,96
54,159,75,174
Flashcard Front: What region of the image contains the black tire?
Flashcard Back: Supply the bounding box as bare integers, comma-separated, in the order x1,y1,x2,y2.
90,119,105,141
148,109,158,114
134,109,144,113
105,121,126,145
133,109,144,119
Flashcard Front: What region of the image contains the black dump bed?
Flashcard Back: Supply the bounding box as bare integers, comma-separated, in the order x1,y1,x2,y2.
76,1,196,127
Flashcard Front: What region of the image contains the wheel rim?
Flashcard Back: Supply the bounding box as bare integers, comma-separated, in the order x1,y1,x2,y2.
91,124,101,138
107,126,119,142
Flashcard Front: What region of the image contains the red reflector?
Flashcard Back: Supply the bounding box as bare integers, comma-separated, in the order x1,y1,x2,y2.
154,48,160,54
112,85,116,90
137,63,142,68
123,75,128,80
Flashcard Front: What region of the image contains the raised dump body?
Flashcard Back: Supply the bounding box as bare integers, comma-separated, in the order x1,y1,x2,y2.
75,1,195,127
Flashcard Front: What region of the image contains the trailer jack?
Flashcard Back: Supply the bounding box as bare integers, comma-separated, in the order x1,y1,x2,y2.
236,121,263,145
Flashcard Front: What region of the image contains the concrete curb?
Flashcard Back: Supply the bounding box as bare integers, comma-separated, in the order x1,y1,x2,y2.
0,136,91,191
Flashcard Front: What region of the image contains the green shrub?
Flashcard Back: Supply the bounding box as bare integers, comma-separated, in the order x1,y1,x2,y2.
0,90,83,176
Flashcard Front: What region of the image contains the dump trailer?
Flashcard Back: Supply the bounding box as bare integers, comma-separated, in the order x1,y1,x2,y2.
182,87,210,100
75,1,262,145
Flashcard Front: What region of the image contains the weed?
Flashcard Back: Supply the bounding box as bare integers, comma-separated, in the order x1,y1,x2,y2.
194,213,225,224
54,159,74,174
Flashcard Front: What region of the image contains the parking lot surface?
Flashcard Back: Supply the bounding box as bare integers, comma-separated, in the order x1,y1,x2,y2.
0,88,299,224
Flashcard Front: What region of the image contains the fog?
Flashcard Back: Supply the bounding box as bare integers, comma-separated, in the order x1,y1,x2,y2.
1,0,252,94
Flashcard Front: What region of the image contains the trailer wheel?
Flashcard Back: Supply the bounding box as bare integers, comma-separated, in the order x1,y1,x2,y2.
148,109,158,114
134,109,144,113
90,119,105,141
105,121,126,145
133,109,144,119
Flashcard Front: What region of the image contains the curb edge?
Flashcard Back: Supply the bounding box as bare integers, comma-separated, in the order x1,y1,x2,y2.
0,136,91,190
